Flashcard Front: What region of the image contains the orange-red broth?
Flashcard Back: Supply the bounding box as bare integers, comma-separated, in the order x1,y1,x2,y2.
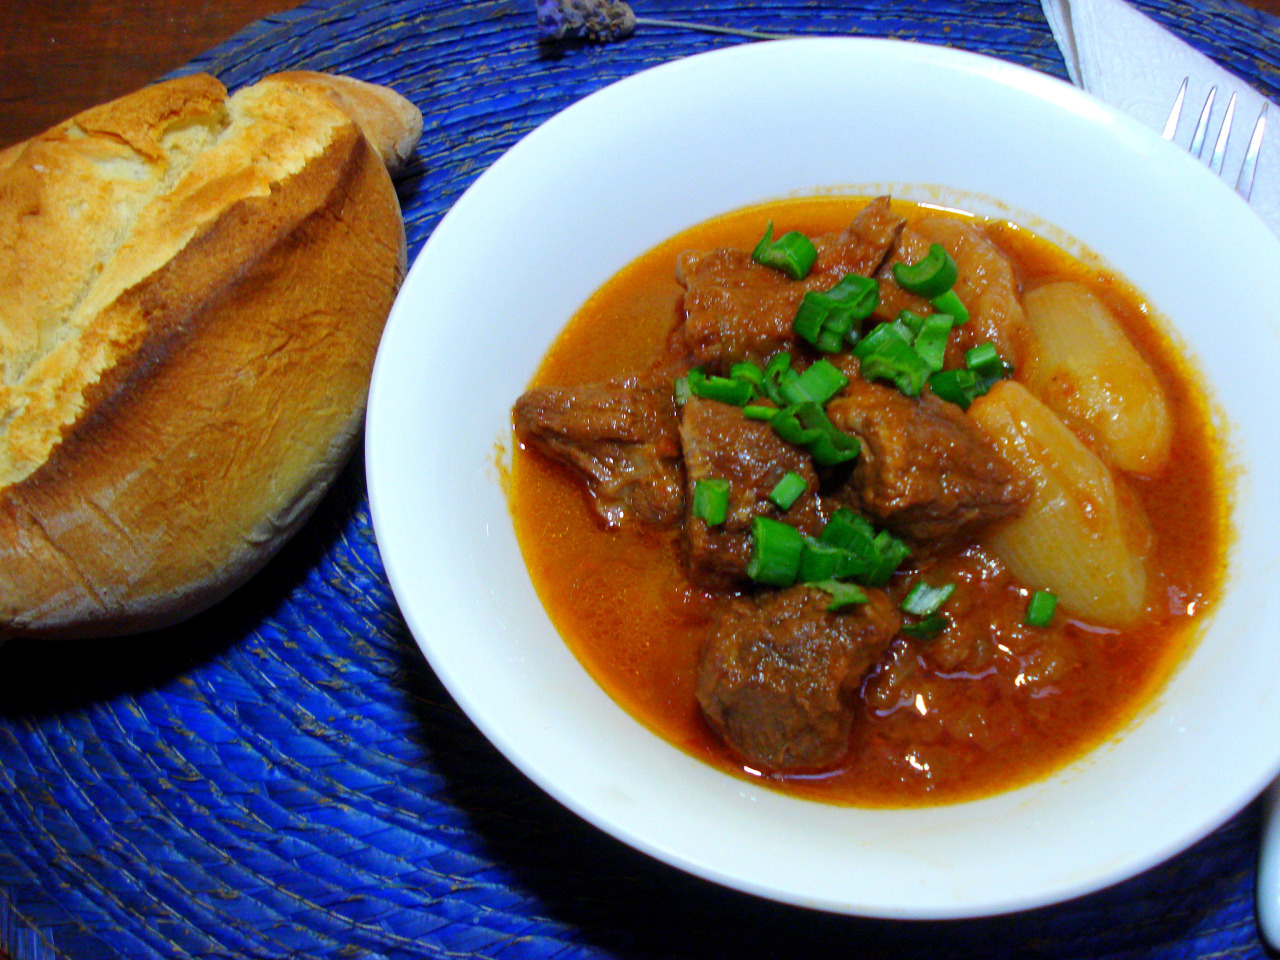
509,197,1227,807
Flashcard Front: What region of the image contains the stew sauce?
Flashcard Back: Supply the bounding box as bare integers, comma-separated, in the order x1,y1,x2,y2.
510,197,1226,807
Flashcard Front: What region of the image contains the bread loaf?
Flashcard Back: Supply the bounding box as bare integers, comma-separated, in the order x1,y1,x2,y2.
0,70,423,638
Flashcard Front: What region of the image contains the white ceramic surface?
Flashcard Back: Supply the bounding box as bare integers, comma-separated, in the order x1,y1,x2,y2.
365,37,1280,918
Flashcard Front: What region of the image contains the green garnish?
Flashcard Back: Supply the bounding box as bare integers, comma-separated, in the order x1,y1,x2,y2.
853,323,932,398
1025,590,1058,627
747,510,910,590
742,403,778,422
927,368,983,409
901,580,956,617
687,367,754,406
768,472,807,511
930,289,969,324
892,243,959,298
901,615,947,639
746,517,807,586
811,580,870,612
794,274,879,352
693,478,730,527
964,342,1004,380
752,221,818,280
912,313,953,373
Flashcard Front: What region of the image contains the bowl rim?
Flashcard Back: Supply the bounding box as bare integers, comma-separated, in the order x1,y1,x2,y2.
366,35,1280,919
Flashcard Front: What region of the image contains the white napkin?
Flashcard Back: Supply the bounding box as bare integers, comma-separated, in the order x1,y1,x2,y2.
1041,0,1279,236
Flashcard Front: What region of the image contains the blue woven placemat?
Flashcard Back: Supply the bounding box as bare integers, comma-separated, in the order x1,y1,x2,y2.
2,1,1278,957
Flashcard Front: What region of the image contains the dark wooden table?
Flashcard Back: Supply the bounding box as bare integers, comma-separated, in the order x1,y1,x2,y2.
0,0,307,149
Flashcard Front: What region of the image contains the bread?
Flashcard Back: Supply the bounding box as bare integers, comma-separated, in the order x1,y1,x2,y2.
0,70,423,639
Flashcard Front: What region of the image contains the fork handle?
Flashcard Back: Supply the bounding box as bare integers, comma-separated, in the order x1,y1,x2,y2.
1257,778,1280,948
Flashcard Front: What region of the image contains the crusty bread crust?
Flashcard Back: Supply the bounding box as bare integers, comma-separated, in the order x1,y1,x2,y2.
270,71,423,175
0,72,421,638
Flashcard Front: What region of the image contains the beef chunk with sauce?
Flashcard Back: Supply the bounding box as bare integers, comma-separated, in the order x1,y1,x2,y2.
676,197,906,365
697,585,901,772
826,377,1029,546
678,396,824,589
513,377,685,527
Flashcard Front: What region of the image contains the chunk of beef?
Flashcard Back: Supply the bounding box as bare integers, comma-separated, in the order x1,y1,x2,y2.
675,197,906,365
678,396,824,589
697,585,900,772
513,376,684,527
826,378,1029,546
876,216,1031,370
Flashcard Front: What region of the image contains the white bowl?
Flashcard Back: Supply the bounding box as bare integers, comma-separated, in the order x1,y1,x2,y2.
365,37,1280,918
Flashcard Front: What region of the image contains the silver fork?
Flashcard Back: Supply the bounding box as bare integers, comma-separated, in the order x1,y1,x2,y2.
1162,77,1268,199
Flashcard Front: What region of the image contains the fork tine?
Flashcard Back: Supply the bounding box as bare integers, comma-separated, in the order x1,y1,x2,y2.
1237,103,1269,201
1189,85,1218,158
1169,80,1269,202
1163,77,1188,139
1209,92,1237,175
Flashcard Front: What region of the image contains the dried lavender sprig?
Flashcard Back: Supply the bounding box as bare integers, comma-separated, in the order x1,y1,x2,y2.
535,0,792,44
537,0,636,42
633,17,791,41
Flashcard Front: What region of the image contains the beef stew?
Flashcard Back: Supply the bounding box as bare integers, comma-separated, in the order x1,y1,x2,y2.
509,196,1226,806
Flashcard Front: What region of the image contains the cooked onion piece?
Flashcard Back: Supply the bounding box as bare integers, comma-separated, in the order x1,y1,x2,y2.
967,381,1153,627
1022,281,1173,475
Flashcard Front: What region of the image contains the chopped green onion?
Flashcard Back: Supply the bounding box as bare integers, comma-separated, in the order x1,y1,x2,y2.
789,359,849,406
853,323,932,397
912,313,953,373
797,538,847,582
742,403,778,422
815,327,845,353
965,342,1003,379
752,221,818,280
1025,590,1058,627
793,297,841,346
824,519,885,578
769,404,823,447
867,530,911,585
800,538,878,584
901,615,947,639
927,368,982,409
793,274,879,352
796,511,911,587
765,352,792,377
768,471,807,510
762,352,793,405
692,478,730,526
900,580,956,617
747,517,806,587
772,367,805,406
806,424,861,467
927,342,1009,409
897,309,928,337
853,321,908,352
687,366,754,406
811,580,869,612
965,341,1013,393
892,243,958,298
792,402,860,466
820,508,877,550
730,361,766,398
673,375,692,406
887,318,916,343
930,288,969,324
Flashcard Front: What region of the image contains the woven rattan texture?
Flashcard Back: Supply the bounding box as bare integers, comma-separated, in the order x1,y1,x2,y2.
1,0,1278,957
